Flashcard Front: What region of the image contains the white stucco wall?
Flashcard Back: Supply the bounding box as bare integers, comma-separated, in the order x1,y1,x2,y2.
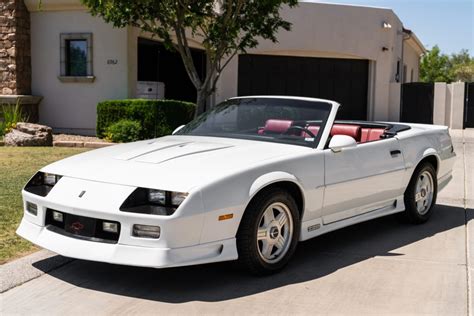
403,42,421,83
30,10,129,134
448,82,465,129
433,82,447,125
216,2,411,121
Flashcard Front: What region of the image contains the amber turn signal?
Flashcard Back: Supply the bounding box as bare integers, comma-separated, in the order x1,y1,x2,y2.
218,214,233,221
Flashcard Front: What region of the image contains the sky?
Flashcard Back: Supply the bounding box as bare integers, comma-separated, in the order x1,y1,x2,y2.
301,0,474,56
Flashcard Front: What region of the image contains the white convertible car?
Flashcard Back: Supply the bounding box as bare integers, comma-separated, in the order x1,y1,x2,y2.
17,96,456,274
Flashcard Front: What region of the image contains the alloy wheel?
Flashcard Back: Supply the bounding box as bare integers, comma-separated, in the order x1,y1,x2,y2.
415,170,434,215
256,202,294,264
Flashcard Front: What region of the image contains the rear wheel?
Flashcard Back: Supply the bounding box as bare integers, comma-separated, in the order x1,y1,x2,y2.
401,163,437,224
237,188,300,275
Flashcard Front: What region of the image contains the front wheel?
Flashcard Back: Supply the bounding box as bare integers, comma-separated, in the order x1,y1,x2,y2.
401,163,437,224
237,188,300,275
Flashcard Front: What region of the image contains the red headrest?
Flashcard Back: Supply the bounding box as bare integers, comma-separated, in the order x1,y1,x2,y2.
360,128,370,143
330,124,361,141
263,119,293,133
361,128,385,143
367,128,384,141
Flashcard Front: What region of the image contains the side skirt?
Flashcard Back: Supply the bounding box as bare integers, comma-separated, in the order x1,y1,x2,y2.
437,172,453,193
299,195,405,241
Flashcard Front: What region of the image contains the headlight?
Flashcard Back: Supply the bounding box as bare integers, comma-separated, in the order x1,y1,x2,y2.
171,191,188,206
24,172,62,197
120,188,188,216
148,189,166,205
43,173,61,186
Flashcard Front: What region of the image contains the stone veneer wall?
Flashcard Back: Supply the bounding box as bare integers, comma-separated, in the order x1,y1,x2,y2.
0,0,31,95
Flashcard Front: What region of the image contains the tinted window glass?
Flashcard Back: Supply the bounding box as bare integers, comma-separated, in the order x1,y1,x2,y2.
177,98,332,147
66,39,87,76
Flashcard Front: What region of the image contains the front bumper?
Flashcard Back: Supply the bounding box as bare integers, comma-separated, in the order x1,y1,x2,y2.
17,176,238,268
17,219,237,268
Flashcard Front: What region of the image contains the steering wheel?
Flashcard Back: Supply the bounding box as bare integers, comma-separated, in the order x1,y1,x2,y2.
284,126,316,138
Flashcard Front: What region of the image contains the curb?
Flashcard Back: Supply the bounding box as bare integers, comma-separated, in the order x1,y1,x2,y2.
84,141,115,148
53,141,114,148
0,249,73,293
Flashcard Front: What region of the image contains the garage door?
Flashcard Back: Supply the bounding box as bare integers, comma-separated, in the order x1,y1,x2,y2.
238,54,369,120
137,38,206,103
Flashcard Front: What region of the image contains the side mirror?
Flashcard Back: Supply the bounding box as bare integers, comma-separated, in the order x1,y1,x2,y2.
329,135,357,153
172,125,185,135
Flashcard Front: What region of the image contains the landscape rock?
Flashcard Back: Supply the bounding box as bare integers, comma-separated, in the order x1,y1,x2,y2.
4,122,53,146
2,87,12,94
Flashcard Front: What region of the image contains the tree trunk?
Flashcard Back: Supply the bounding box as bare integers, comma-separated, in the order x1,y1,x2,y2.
195,89,207,118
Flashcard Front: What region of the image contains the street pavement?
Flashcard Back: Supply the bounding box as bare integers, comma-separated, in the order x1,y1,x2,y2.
1,129,473,315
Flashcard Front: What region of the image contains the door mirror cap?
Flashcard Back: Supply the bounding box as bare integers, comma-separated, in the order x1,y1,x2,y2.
329,135,357,152
172,125,185,135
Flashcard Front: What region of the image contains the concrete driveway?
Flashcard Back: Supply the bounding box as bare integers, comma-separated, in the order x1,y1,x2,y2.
1,130,473,315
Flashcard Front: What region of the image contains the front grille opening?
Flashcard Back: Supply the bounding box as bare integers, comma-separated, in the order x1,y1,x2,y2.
45,209,120,244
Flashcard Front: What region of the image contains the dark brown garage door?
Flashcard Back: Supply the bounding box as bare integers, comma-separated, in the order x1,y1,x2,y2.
238,54,369,120
137,38,206,103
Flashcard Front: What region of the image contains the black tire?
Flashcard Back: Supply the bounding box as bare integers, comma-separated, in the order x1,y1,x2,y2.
237,187,300,275
401,162,437,224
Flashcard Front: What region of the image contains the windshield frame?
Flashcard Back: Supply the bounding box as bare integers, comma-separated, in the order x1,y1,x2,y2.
175,97,335,148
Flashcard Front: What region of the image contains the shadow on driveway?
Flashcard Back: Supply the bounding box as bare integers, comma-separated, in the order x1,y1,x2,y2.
33,204,469,303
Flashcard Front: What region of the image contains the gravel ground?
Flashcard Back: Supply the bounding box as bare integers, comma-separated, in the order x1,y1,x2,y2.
53,134,107,143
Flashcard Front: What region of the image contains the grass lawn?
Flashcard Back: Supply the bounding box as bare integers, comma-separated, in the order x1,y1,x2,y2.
0,147,90,264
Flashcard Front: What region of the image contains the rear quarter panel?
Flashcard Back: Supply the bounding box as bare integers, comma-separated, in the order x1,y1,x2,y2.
396,124,455,188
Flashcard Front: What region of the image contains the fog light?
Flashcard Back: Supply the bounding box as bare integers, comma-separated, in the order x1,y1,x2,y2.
132,224,160,239
26,202,37,216
102,222,119,233
52,211,63,222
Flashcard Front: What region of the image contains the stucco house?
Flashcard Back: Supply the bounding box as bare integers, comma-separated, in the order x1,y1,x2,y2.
1,0,425,135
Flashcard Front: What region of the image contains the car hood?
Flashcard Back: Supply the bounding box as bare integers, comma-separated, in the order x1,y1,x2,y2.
42,135,311,192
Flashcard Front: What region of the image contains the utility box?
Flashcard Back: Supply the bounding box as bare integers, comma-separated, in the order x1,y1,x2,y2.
136,81,165,99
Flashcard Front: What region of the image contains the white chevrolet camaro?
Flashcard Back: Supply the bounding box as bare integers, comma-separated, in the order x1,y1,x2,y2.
17,96,456,274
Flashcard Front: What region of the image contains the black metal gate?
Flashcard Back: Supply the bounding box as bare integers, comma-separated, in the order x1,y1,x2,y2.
465,83,474,128
401,83,434,124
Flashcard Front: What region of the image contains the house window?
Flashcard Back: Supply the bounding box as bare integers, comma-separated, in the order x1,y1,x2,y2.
59,33,94,82
395,60,401,82
66,39,87,76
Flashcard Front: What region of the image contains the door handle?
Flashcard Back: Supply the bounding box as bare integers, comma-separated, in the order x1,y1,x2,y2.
390,150,401,157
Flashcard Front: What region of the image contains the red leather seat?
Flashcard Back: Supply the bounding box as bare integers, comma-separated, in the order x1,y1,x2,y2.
360,128,385,143
301,125,320,138
258,119,293,135
330,124,361,142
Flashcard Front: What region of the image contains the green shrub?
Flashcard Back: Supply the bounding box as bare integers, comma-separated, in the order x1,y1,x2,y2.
105,119,142,143
0,99,28,136
96,99,195,140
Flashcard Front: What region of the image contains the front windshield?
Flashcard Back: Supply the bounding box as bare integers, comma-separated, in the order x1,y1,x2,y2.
176,97,332,147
